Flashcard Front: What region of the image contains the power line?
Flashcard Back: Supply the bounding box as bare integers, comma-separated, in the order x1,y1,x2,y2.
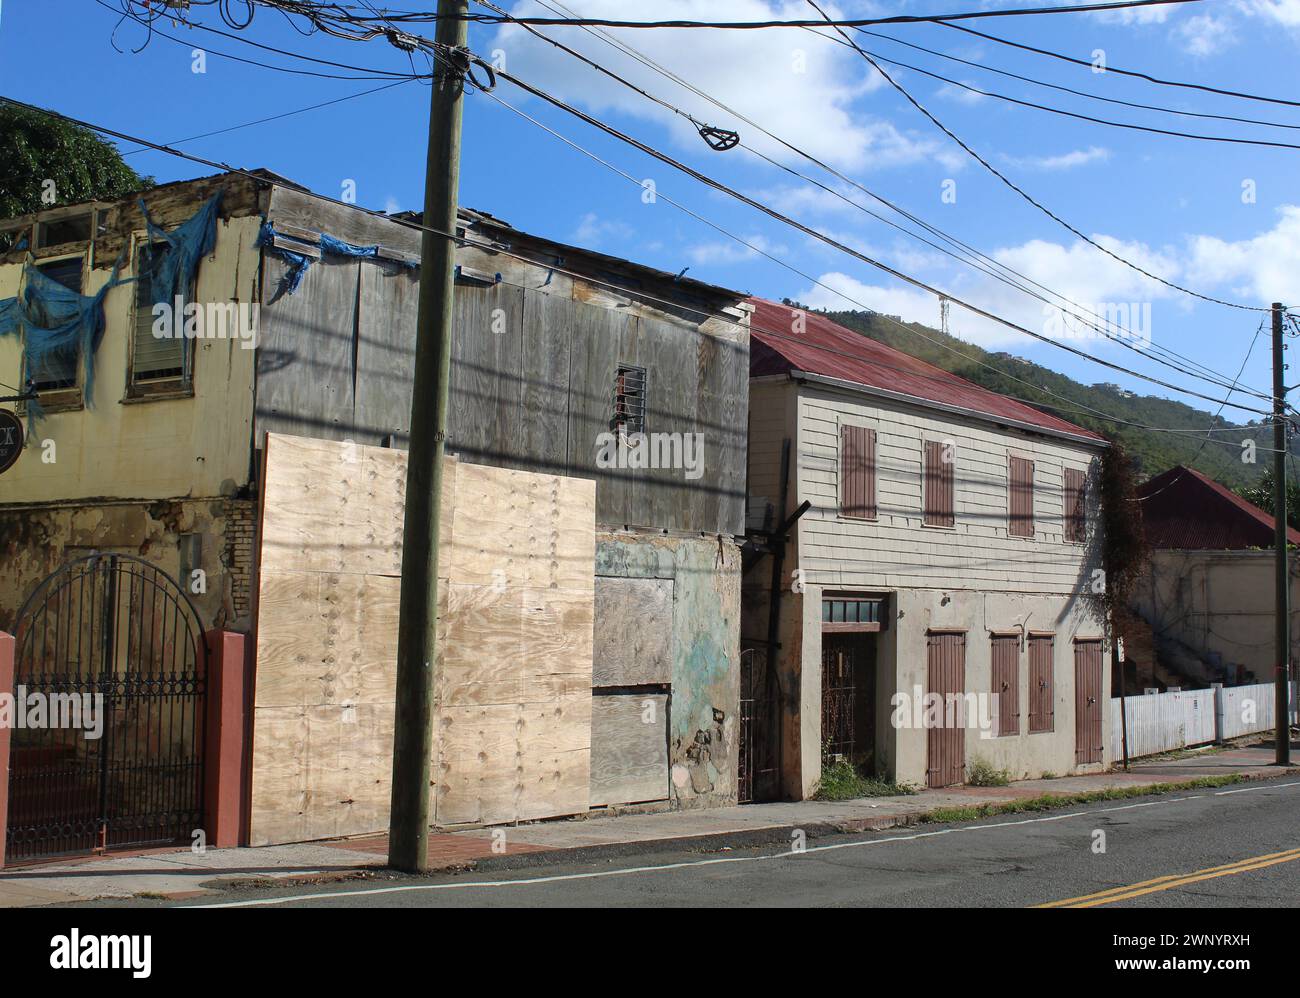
119,78,416,156
942,21,1300,112
859,28,1300,133
804,1,1268,313
2,93,1279,457
515,0,1263,399
426,0,1207,29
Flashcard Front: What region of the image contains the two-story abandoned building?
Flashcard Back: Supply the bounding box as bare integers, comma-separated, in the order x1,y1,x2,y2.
0,171,750,858
743,299,1110,799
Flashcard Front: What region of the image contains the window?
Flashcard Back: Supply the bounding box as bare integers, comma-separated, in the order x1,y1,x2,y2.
923,439,955,527
821,595,887,632
990,634,1020,736
1008,455,1035,538
27,257,84,394
129,240,192,392
1063,467,1086,542
840,424,876,519
34,208,108,249
1028,633,1054,733
611,364,646,435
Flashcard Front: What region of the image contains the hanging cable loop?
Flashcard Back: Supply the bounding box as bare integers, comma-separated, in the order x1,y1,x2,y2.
696,123,740,151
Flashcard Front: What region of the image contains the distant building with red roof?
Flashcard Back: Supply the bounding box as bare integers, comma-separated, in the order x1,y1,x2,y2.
1137,464,1300,550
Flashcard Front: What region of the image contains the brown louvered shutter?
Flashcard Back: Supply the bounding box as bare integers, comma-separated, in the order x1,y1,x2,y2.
1063,467,1086,542
924,440,955,527
1028,634,1054,733
840,424,876,519
991,634,1020,736
1008,456,1035,537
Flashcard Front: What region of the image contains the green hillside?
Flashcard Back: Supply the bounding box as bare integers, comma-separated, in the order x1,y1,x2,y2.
793,303,1279,490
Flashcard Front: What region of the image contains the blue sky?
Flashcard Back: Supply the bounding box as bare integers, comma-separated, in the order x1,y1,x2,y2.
3,0,1297,422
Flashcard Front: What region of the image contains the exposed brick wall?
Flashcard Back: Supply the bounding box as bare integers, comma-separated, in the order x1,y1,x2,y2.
222,498,257,627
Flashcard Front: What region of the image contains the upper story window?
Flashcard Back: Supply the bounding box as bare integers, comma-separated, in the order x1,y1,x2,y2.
839,423,876,519
26,257,85,399
1063,467,1086,543
612,364,646,435
1008,455,1035,538
923,439,955,527
128,239,194,397
34,207,109,250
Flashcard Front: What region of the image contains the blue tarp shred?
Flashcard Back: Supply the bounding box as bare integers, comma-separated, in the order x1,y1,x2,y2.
140,192,223,306
0,194,221,441
258,220,417,297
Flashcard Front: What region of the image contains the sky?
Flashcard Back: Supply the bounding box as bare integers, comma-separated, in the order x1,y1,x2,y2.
2,0,1297,425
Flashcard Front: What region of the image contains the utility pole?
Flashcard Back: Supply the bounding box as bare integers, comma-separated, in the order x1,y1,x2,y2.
1272,301,1291,767
388,0,469,872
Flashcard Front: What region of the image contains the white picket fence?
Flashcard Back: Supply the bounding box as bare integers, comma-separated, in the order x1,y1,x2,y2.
1111,682,1297,759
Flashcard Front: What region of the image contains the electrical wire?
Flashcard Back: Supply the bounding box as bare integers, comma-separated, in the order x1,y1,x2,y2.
511,0,1262,399
805,0,1268,314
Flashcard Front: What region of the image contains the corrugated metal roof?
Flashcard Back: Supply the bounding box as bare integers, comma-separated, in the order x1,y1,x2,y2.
747,297,1106,443
1137,464,1300,549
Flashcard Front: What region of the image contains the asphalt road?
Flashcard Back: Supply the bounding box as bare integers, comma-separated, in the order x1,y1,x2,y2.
129,777,1300,908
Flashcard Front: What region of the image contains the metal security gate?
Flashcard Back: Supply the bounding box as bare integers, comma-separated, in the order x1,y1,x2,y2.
6,555,207,861
821,637,858,762
739,646,781,804
1074,639,1104,765
926,631,966,788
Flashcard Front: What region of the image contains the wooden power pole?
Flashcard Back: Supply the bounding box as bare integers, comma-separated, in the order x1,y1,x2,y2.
1272,301,1291,767
389,0,470,872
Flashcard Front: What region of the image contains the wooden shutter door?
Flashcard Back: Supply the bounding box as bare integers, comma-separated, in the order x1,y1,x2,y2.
926,632,966,788
1074,639,1104,764
1063,468,1085,542
1009,456,1035,537
924,440,954,527
840,425,876,519
1028,634,1054,733
990,635,1020,737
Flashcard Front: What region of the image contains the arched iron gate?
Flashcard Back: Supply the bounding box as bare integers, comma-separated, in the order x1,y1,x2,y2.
6,554,207,861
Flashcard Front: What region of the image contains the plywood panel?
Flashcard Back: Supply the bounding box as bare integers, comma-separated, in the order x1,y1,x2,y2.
592,577,673,687
251,432,595,843
590,693,669,807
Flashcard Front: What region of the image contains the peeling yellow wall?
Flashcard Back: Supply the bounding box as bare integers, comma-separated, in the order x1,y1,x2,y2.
0,214,260,503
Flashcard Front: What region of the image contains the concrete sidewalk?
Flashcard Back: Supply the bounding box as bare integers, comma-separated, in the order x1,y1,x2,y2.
2,744,1293,907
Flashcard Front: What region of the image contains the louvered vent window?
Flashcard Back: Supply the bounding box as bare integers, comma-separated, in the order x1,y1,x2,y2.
612,364,646,435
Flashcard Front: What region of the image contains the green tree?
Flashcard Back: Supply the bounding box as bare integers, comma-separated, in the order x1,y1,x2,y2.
0,105,151,220
1238,467,1300,532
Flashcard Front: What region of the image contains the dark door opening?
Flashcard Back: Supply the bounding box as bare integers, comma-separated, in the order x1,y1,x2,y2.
821,633,877,775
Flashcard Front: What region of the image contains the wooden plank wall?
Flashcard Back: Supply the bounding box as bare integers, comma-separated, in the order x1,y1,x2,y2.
249,432,595,845
257,186,748,536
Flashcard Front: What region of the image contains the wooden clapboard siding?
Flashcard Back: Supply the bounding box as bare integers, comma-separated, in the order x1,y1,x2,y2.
256,187,749,537
792,385,1099,594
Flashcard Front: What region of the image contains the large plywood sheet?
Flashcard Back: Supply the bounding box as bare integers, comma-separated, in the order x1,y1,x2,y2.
250,432,594,844
592,577,673,687
590,693,669,807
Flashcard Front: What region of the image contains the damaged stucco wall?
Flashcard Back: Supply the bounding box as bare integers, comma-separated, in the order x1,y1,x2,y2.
596,531,741,809
0,497,255,634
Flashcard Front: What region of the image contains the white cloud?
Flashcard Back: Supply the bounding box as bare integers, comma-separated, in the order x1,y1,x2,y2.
934,80,987,105
685,233,788,265
491,0,948,172
1175,13,1239,55
573,211,635,247
1003,146,1111,171
383,196,402,214
1186,205,1300,302
1238,0,1300,29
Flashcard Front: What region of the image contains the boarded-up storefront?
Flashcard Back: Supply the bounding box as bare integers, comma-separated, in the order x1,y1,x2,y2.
248,433,595,844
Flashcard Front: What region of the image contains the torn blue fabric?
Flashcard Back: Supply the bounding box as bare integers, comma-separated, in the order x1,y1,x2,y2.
140,192,223,306
258,219,417,297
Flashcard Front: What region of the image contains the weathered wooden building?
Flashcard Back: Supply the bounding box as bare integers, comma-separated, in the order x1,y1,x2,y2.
743,299,1110,799
0,171,750,853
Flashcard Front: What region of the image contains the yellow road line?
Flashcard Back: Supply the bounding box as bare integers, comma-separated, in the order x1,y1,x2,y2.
1037,847,1300,908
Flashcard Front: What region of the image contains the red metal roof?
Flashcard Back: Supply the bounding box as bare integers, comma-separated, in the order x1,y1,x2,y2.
747,297,1105,443
1137,464,1300,549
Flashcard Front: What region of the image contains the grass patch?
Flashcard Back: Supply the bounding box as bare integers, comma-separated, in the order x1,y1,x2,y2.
814,760,919,801
920,774,1247,824
966,756,1011,787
